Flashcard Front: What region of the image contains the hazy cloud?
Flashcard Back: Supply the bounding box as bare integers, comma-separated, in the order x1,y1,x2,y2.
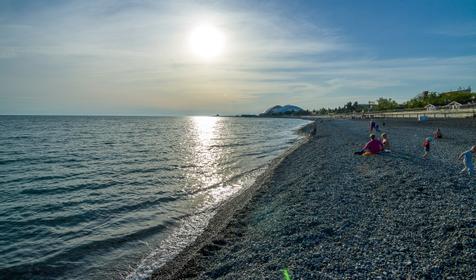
1,1,475,115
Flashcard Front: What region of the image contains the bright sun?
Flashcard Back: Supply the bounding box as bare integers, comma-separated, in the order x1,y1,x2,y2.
189,24,225,60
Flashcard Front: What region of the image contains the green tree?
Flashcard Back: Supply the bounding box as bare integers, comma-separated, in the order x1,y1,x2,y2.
344,101,353,112
375,97,398,111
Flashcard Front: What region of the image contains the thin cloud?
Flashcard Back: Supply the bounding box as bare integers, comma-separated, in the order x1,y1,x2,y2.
1,1,475,115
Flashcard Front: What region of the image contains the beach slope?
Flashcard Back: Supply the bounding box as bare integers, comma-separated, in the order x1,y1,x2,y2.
154,119,475,279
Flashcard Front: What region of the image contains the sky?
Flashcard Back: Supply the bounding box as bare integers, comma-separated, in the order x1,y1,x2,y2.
0,0,475,115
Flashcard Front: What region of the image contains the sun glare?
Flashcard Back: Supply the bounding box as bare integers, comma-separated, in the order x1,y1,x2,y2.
189,24,225,60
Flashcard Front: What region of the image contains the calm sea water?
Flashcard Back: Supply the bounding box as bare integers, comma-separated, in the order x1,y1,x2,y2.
0,116,310,280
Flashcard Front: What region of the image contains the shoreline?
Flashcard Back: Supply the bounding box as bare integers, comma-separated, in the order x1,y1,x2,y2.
150,121,316,280
152,118,475,279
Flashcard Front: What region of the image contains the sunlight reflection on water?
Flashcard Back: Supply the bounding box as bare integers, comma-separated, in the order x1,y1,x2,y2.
0,116,311,280
190,116,233,209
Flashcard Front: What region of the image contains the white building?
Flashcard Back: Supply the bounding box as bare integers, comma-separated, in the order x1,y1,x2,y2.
446,101,462,110
425,104,437,111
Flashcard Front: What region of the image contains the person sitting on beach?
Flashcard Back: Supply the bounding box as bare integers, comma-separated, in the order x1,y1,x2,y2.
354,134,383,156
381,133,390,152
458,145,475,176
422,137,432,159
433,128,443,139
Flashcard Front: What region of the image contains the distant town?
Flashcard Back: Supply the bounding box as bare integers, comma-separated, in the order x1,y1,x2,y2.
244,87,475,117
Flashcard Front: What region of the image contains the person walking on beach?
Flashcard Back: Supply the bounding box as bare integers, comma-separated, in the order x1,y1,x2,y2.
354,134,383,156
422,137,432,159
369,120,376,132
458,145,475,176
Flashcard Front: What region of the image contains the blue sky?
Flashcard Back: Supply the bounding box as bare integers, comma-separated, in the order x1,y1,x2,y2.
1,0,475,115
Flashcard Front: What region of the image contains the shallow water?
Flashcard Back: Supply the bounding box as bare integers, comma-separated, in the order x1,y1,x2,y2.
0,116,310,279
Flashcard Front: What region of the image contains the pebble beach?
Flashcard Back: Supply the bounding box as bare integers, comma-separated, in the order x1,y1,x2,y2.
154,118,476,280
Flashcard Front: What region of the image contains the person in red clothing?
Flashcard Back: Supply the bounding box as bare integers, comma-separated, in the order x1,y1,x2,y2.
354,134,384,156
422,137,432,159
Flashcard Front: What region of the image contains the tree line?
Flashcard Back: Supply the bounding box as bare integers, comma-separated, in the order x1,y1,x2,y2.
250,87,475,117
315,87,475,115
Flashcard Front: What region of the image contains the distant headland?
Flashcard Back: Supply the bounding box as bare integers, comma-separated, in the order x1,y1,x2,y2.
239,104,312,117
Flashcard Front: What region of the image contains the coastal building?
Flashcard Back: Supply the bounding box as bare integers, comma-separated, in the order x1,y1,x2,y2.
446,101,462,110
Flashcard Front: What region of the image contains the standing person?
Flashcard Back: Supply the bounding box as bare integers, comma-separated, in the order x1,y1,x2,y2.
458,145,475,176
422,137,432,159
369,119,376,132
311,122,317,136
354,134,383,156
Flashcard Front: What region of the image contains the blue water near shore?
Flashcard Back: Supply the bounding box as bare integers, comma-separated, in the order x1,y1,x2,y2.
0,116,310,280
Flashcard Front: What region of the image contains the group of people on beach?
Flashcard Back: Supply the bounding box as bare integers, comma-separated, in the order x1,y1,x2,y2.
353,133,389,156
354,119,475,176
354,120,390,156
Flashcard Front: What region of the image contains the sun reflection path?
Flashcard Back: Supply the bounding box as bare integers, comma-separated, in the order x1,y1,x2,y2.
188,116,240,208
192,116,218,147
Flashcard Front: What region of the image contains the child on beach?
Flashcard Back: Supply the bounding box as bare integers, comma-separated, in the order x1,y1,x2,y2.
375,124,381,133
381,133,390,152
354,134,383,156
422,137,432,159
458,146,475,176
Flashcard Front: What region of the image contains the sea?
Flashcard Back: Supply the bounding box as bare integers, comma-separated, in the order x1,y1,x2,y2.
0,116,311,280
